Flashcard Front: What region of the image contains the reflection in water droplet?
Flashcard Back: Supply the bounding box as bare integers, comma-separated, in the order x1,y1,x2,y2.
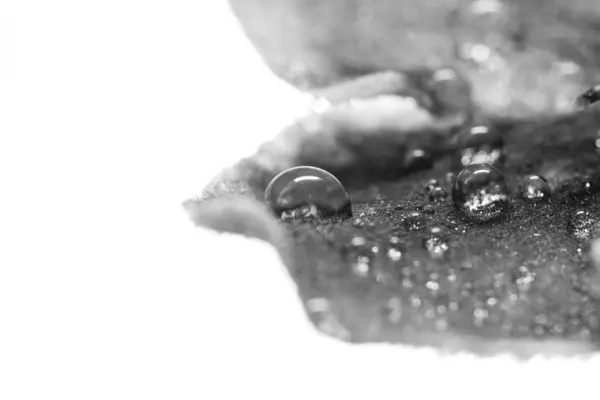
452,163,510,221
265,166,352,222
454,124,504,167
568,210,600,241
522,175,550,202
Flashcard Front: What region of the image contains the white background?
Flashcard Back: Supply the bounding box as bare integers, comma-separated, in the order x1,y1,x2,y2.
1,1,600,399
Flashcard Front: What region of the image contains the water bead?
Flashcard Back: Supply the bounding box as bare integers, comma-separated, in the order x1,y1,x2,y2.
265,166,352,221
453,123,504,167
452,163,510,222
521,175,550,202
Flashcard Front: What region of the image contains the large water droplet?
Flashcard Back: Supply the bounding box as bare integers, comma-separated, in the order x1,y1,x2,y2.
453,123,504,167
521,175,550,202
265,166,352,222
568,210,600,241
452,163,510,221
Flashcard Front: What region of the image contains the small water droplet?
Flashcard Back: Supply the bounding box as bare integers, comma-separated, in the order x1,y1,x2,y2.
568,210,600,241
521,175,550,202
449,302,460,311
426,281,440,291
452,163,509,221
265,166,352,221
404,211,426,231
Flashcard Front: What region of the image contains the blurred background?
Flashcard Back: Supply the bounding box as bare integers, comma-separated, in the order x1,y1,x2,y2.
229,0,600,118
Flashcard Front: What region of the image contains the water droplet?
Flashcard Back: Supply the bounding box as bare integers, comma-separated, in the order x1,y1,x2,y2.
521,175,550,202
429,186,448,202
426,281,440,291
568,210,600,241
404,211,426,231
265,166,352,221
453,124,504,167
452,163,510,221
